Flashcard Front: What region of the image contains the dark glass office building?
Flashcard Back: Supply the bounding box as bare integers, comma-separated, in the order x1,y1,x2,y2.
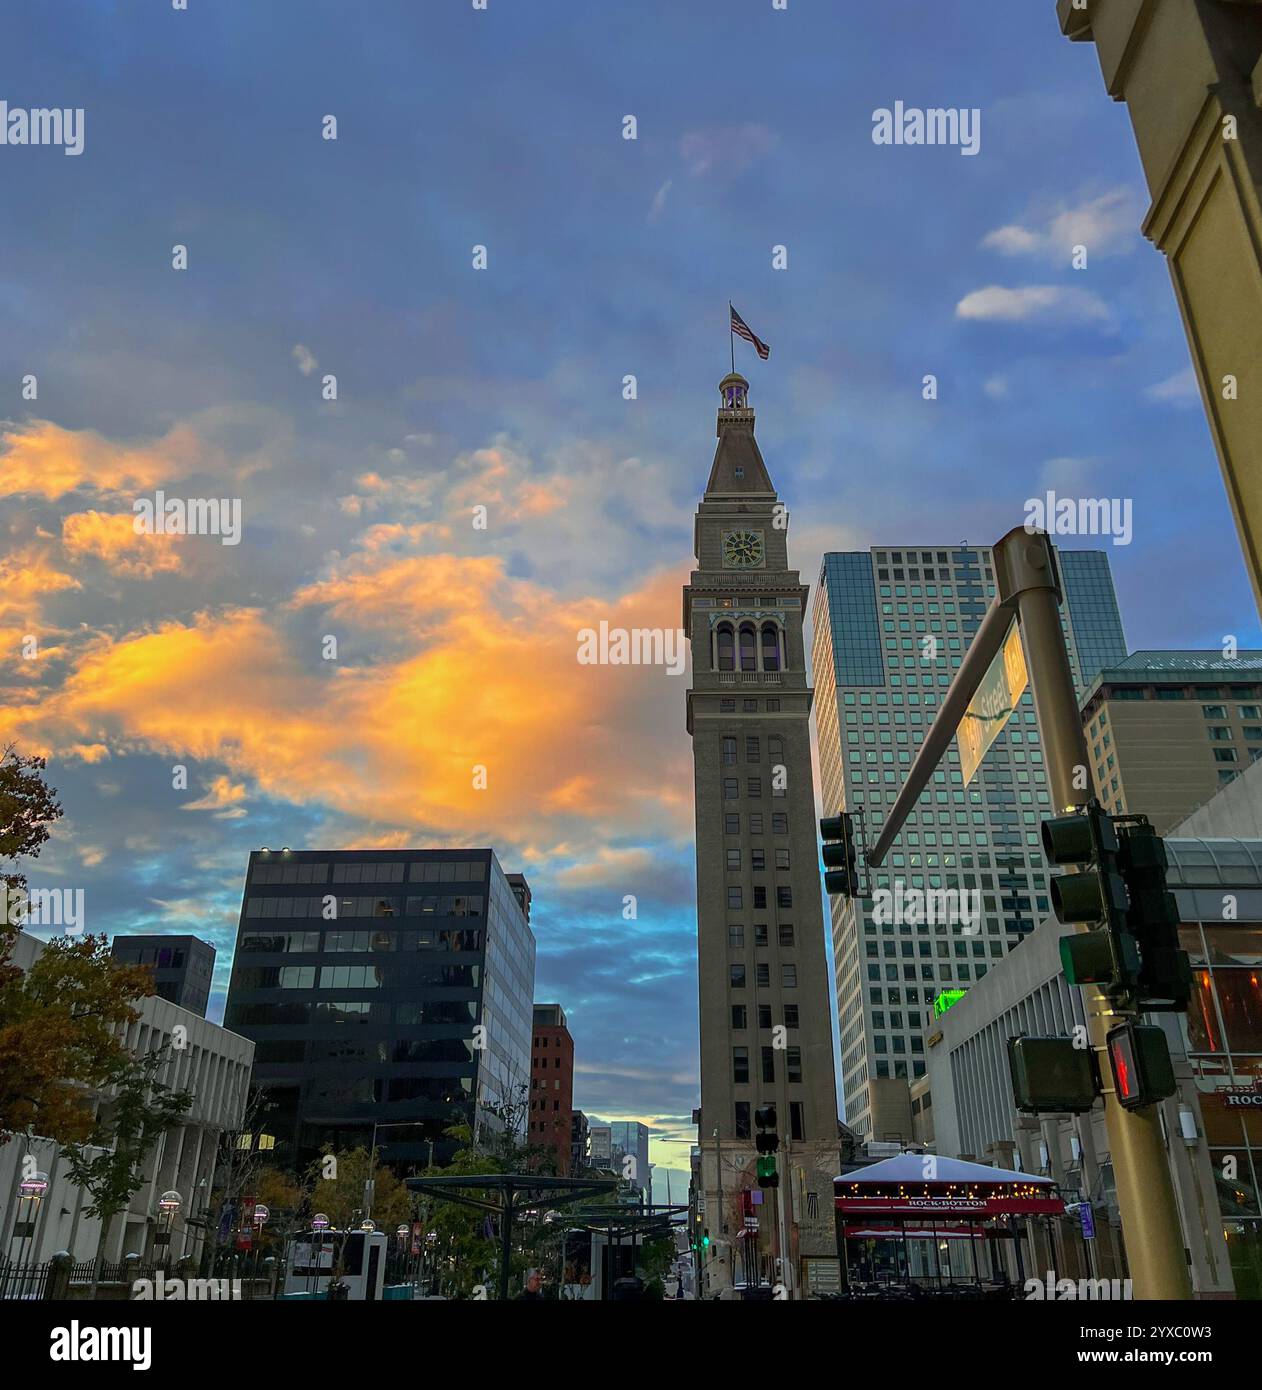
111,933,216,1017
223,848,535,1170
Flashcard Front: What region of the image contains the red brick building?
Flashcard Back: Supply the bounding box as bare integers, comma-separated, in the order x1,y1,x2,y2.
530,1003,574,1175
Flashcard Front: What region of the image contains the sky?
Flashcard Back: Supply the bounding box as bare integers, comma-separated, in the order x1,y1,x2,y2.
3,0,1259,1200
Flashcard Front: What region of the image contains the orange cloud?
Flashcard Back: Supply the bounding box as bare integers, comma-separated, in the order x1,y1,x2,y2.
0,420,202,502
62,510,184,577
2,557,694,852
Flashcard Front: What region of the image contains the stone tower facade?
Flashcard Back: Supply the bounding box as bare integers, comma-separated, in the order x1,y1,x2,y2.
684,374,841,1294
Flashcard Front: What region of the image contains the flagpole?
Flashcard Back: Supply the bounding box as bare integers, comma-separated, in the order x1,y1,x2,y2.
728,301,735,375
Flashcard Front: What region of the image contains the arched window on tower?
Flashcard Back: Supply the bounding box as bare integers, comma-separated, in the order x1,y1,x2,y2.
739,624,758,672
715,623,735,672
761,623,782,672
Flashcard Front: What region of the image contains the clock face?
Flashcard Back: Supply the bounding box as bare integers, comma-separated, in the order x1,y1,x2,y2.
723,530,764,568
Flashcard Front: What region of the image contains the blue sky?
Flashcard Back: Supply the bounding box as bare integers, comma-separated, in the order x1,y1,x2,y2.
4,0,1257,1197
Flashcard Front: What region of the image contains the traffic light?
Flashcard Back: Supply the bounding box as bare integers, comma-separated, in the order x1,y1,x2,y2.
1043,801,1139,1002
820,813,859,898
1007,1035,1098,1114
1106,1021,1176,1111
754,1104,779,1189
1115,819,1192,1012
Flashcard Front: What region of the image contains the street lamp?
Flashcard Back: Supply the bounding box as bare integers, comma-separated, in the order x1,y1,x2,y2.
310,1212,330,1296
12,1171,49,1268
157,1190,182,1268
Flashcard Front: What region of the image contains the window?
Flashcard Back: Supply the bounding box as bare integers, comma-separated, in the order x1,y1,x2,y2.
758,1003,773,1029
722,736,737,765
725,813,740,834
790,1101,805,1141
784,1004,799,1029
775,848,790,870
746,736,760,762
754,924,769,947
739,625,757,671
735,1102,752,1139
751,849,766,871
733,1047,750,1084
1202,704,1227,718
727,849,742,871
786,1047,803,1083
753,886,767,909
756,963,771,987
731,964,746,988
731,1004,747,1029
728,924,745,947
720,698,736,713
723,778,739,801
747,778,762,798
761,1046,776,1082
768,736,783,758
728,886,743,908
749,813,764,835
1240,705,1261,720
776,886,793,909
1207,727,1233,742
772,813,788,834
761,624,781,672
778,924,795,947
782,964,797,988
717,625,735,672
1214,749,1238,763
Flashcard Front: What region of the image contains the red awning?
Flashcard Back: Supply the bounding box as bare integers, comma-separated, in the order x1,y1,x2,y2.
842,1225,982,1239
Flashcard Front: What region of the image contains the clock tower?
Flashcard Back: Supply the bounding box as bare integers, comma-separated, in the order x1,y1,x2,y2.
684,373,841,1295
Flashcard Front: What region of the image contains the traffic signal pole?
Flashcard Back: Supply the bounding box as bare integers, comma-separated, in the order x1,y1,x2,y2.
1007,535,1190,1300
863,527,1190,1299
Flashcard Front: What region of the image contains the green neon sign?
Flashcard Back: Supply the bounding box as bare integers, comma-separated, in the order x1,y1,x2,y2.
933,988,967,1017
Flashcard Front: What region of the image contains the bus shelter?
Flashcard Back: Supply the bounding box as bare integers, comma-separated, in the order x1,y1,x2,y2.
834,1153,1063,1294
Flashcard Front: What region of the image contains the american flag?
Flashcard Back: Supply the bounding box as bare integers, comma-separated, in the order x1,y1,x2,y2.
730,304,770,360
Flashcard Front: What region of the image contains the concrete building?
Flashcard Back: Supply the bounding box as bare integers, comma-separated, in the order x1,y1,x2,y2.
1081,651,1262,830
111,933,216,1018
223,847,535,1171
1059,0,1262,616
530,1004,574,1175
684,373,843,1294
920,836,1254,1298
811,544,1128,1139
0,931,253,1264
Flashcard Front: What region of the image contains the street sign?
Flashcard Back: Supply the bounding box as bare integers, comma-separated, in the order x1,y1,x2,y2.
956,617,1028,785
1078,1204,1096,1240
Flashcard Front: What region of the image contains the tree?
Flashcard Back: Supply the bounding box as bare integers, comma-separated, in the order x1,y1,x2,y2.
303,1146,411,1232
0,749,155,1144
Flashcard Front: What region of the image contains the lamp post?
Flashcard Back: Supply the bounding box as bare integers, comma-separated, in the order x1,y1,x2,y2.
13,1171,49,1269
311,1212,330,1297
156,1190,182,1268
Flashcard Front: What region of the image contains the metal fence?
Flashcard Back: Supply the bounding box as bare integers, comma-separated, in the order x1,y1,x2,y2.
0,1260,52,1300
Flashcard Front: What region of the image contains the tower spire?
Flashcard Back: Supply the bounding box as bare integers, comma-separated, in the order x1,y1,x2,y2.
705,373,774,497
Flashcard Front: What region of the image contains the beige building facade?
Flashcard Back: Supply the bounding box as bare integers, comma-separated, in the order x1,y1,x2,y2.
1081,650,1262,831
684,374,841,1295
1059,0,1262,615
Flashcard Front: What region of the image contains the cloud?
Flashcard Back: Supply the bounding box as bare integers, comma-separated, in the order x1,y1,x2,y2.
62,510,184,577
648,179,672,223
983,375,1009,399
292,344,319,376
1145,367,1198,406
955,284,1114,327
679,123,777,178
182,775,250,818
0,420,202,502
981,188,1142,262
